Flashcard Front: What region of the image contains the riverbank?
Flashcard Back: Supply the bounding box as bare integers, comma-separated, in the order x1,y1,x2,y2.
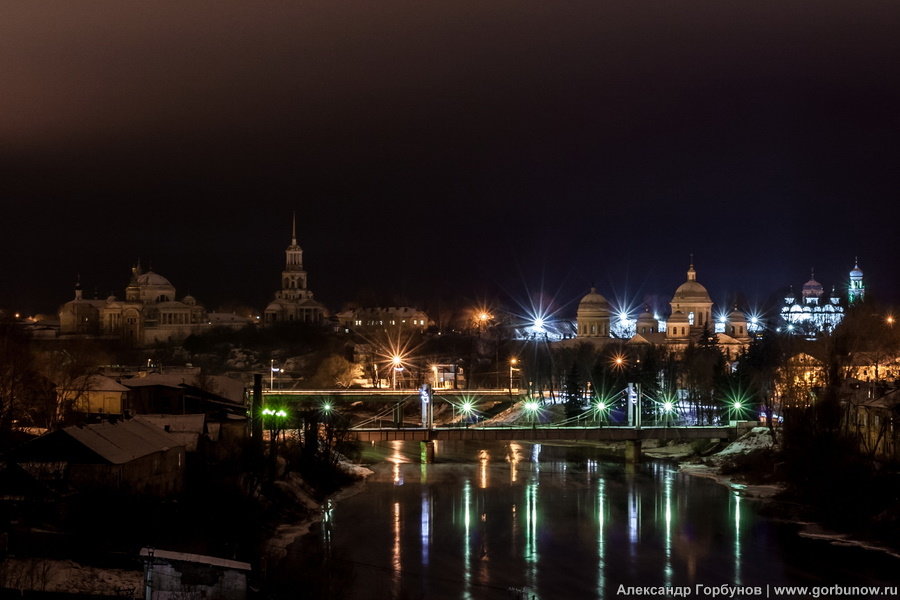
678,426,900,558
264,460,374,564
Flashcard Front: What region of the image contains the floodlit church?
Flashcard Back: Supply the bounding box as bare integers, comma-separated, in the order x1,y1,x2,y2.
779,261,865,336
574,262,752,357
59,266,210,346
263,217,327,325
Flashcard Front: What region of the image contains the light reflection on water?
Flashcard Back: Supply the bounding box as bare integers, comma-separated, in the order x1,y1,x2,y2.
285,441,900,600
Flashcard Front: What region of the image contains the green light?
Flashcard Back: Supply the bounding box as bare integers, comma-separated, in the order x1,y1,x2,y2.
322,402,332,412
460,400,474,414
596,401,607,412
275,409,288,418
524,401,539,412
733,401,742,410
662,401,674,413
262,408,275,416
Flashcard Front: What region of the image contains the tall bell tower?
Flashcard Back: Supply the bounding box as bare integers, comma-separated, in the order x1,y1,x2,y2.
281,213,308,299
848,258,865,305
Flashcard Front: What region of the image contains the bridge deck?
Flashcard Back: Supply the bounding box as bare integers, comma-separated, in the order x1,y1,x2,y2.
347,426,736,443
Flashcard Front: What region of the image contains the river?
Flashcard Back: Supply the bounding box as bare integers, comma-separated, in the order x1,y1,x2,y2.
279,441,899,599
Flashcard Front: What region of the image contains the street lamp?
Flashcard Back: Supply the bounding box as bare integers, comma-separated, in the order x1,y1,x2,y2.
509,357,519,392
524,400,540,427
392,355,403,390
594,399,610,424
460,399,475,427
270,359,283,390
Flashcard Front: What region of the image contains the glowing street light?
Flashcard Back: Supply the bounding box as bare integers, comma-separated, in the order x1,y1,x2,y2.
594,398,611,424
262,407,288,419
391,354,403,390
524,400,540,427
270,359,284,390
662,401,674,413
509,357,519,391
726,394,750,421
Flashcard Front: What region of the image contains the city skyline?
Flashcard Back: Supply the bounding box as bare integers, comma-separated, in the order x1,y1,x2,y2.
45,230,871,331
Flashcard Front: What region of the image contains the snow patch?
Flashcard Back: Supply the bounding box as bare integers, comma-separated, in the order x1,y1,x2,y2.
796,523,900,560
339,461,374,479
0,559,141,595
716,427,776,457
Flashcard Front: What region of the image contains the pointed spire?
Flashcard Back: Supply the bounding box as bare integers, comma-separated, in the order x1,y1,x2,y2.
291,211,297,246
687,254,697,281
74,273,83,300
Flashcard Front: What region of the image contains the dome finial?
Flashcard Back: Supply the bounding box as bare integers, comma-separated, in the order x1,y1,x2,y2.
291,211,297,245
687,254,697,281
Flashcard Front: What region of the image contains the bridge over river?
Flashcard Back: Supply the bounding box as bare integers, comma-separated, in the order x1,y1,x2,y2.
255,387,755,463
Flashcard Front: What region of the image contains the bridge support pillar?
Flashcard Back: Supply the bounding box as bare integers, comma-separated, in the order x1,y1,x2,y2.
625,440,642,465
421,440,435,464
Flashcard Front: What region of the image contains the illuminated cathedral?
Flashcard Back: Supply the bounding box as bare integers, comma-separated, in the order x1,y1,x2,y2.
573,262,752,357
59,265,211,346
779,261,865,336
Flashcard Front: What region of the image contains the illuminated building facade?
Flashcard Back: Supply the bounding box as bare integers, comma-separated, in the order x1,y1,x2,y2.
264,215,327,325
336,306,431,333
571,262,751,356
59,266,210,346
779,262,864,335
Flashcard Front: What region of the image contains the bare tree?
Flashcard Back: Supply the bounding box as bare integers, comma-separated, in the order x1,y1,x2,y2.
33,340,110,429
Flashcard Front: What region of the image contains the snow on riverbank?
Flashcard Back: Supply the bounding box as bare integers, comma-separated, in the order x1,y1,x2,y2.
713,426,776,458
0,558,142,596
795,523,900,560
266,462,374,562
679,427,783,498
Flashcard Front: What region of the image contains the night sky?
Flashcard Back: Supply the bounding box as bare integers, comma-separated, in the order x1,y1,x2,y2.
2,2,899,319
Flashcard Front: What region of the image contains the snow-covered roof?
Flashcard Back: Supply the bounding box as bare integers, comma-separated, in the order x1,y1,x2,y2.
134,415,205,452
63,375,130,393
121,373,244,403
134,414,205,435
139,548,251,571
63,420,181,464
629,332,667,345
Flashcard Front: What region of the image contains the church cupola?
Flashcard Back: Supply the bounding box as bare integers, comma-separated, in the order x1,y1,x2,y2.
849,258,865,304
576,286,610,337
670,257,714,334
802,269,823,306
636,305,658,335
125,262,142,302
726,305,750,340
